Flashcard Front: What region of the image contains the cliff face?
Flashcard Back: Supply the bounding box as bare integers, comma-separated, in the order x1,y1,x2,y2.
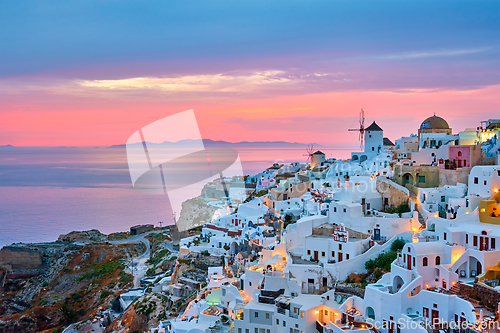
0,242,140,333
176,197,217,232
0,247,42,270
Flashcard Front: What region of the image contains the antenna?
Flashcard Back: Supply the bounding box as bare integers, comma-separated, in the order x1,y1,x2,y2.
303,144,315,165
348,109,366,149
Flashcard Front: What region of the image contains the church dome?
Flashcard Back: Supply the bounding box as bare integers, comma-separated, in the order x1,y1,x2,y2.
420,115,449,130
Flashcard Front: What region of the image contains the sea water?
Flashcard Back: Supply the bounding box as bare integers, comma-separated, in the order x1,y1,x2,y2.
0,146,352,247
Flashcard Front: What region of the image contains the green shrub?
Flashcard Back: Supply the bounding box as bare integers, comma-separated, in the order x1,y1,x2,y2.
365,251,397,272
78,260,124,281
391,238,406,252
100,290,111,300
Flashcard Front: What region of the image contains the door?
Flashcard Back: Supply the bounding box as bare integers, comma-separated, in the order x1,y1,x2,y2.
338,252,343,262
480,237,484,251
308,278,314,293
431,310,439,325
407,254,412,270
484,237,489,251
374,229,381,241
314,251,318,261
477,261,482,275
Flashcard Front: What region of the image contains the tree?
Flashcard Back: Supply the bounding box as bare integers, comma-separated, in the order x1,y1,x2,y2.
390,238,406,252
283,214,293,229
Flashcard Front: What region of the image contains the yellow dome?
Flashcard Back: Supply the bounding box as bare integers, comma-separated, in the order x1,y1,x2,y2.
420,115,449,130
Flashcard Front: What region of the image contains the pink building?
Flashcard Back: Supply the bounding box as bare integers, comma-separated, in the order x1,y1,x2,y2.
447,145,482,168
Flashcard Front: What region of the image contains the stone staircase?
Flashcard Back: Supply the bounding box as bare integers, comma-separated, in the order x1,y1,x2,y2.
449,284,461,296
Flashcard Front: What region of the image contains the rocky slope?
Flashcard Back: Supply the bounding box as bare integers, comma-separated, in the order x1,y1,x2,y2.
0,242,141,333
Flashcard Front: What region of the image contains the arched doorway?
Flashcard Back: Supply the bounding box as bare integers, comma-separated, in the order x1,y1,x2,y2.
392,275,404,293
403,173,413,185
366,307,375,320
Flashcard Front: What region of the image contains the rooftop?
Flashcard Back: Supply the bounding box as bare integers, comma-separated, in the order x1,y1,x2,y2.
420,115,450,130
365,121,383,131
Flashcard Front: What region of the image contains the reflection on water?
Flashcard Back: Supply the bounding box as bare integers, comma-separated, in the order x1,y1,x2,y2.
0,145,352,247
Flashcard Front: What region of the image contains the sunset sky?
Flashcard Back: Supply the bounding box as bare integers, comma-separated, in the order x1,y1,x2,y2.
1,0,499,147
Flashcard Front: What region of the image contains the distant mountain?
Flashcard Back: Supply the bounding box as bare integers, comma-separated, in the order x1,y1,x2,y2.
108,139,320,148
0,144,14,148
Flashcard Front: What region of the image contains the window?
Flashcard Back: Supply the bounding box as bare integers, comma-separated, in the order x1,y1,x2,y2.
413,257,415,266
484,180,488,185
255,311,258,318
324,310,328,315
435,256,441,265
283,320,286,327
441,196,445,202
276,319,279,325
239,329,242,333
249,282,252,286
419,175,426,183
266,313,270,319
343,208,346,213
474,177,479,184
339,244,342,250
334,207,337,212
423,257,428,266
367,203,371,209
307,250,311,255
254,329,258,333
331,251,335,257
301,311,304,318
372,147,374,151
474,236,478,247
346,254,350,260
246,330,249,333
321,251,325,257
492,238,496,249
466,234,468,244
444,233,447,241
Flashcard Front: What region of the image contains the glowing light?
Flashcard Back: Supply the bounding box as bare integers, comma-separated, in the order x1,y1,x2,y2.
495,189,499,193
481,208,486,213
315,311,319,314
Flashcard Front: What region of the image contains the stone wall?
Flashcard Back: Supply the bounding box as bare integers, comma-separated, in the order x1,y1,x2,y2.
439,168,471,187
376,177,410,208
0,247,42,270
458,281,500,309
